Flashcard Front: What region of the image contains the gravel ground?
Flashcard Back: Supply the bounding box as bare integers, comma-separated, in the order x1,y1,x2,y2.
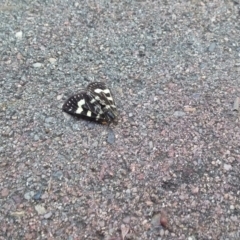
0,0,240,239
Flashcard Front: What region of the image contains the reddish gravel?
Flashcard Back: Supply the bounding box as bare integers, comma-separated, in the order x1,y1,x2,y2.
0,1,240,239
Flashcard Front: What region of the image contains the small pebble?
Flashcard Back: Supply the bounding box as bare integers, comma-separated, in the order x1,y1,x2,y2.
173,111,186,117
126,189,131,195
232,97,239,111
33,63,42,68
188,236,196,240
45,128,50,133
34,134,39,141
35,205,47,215
15,31,23,40
184,106,196,112
123,216,131,224
44,212,52,219
1,188,9,197
45,117,55,123
57,95,63,100
160,229,165,236
33,191,42,200
12,195,22,204
230,216,238,222
41,193,49,199
230,205,235,210
223,164,232,171
107,129,115,144
208,42,216,52
49,58,57,64
24,191,35,200
52,170,63,180
151,213,161,227
191,186,199,194
160,215,168,228
10,211,25,217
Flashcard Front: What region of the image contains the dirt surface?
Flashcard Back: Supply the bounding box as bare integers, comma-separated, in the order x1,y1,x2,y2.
0,1,240,239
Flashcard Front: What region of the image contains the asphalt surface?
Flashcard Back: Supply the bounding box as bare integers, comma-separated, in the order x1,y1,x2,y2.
0,1,240,239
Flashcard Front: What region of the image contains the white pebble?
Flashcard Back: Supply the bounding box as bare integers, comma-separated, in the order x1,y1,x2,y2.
33,63,42,68
223,164,232,171
35,204,47,215
15,31,23,40
49,58,57,64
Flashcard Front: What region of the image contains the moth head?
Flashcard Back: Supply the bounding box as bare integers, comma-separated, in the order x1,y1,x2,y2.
103,107,118,125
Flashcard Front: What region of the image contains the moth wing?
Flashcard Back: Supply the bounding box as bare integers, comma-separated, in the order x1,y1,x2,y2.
62,91,105,122
87,82,107,91
87,82,117,111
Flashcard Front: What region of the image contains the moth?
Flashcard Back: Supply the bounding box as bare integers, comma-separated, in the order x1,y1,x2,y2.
62,82,118,124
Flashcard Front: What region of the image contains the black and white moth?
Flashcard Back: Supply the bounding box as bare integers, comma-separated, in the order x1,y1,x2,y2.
62,82,118,124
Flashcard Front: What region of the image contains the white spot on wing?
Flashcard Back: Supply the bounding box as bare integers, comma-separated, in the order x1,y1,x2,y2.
77,99,85,106
76,107,83,114
94,88,110,94
76,99,85,114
